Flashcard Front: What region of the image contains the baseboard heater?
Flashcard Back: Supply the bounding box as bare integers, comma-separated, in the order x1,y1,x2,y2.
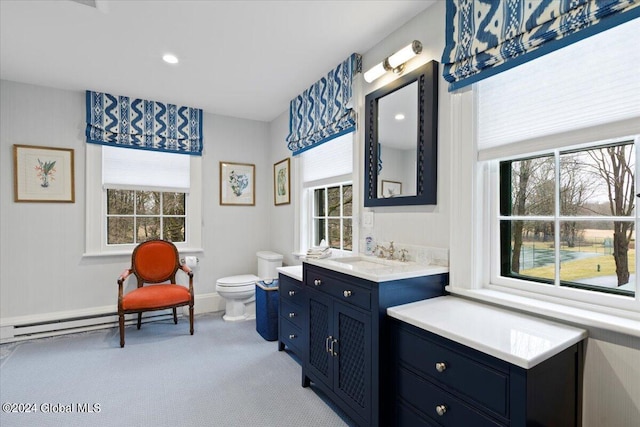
1,311,179,344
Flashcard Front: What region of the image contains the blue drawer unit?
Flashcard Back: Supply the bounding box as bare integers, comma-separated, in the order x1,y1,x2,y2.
278,273,305,358
390,318,584,427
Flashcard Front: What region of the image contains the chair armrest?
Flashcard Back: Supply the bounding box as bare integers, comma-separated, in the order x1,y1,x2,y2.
117,269,132,286
180,265,194,294
180,264,193,278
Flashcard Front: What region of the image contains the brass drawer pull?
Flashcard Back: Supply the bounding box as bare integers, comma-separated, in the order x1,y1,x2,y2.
289,334,296,339
435,362,447,372
288,312,296,318
288,290,296,296
343,290,352,298
314,279,322,286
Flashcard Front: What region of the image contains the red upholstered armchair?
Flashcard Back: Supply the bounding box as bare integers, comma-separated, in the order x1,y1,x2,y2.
117,239,194,347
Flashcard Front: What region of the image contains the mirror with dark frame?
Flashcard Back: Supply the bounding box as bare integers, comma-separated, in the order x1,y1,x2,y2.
364,60,438,207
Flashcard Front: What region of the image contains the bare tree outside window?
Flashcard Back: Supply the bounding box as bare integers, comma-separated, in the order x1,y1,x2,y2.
502,140,635,296
107,189,186,245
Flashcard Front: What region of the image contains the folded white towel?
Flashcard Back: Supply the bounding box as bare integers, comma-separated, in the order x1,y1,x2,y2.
305,250,331,259
307,246,330,255
306,245,331,259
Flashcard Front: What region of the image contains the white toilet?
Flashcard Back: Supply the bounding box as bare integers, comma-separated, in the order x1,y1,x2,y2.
216,251,283,322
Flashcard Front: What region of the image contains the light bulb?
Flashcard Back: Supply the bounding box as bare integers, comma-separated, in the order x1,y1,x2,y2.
162,54,179,64
364,62,387,83
387,41,422,69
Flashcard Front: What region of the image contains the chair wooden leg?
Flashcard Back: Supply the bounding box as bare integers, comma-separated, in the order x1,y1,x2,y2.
189,305,194,335
119,314,125,348
173,307,178,324
137,312,142,330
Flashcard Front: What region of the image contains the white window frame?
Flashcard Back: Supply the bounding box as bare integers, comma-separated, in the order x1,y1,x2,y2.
307,179,354,252
485,136,639,314
84,143,203,256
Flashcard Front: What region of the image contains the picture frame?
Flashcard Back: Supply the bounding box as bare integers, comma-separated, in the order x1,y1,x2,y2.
381,180,402,198
273,157,290,205
220,161,255,206
13,144,75,203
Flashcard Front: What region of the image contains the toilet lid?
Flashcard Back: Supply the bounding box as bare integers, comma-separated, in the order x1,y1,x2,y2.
217,274,259,285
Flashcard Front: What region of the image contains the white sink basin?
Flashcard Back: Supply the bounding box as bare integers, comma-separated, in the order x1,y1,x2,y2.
332,256,408,269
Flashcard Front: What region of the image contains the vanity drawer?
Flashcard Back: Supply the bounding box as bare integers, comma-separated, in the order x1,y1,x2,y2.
279,276,304,306
305,272,371,311
281,299,304,329
395,324,509,418
279,317,302,354
397,366,505,427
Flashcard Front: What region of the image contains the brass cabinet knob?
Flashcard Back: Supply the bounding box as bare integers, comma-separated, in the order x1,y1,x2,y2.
343,290,352,297
288,312,296,318
314,279,322,286
289,334,296,339
435,405,447,416
288,290,296,296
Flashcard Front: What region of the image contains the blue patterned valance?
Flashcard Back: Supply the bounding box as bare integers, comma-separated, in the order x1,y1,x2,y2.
442,0,640,91
286,53,362,155
85,91,203,155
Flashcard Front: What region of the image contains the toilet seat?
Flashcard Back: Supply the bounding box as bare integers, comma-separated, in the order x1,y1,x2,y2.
216,274,259,292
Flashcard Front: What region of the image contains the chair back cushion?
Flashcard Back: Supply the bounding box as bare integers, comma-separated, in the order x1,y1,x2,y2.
132,240,179,283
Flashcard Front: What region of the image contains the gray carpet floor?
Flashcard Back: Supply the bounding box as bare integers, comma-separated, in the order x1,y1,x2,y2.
0,313,354,427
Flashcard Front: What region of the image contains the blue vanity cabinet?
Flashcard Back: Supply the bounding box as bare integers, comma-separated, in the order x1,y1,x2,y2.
301,263,447,427
391,319,583,427
277,273,305,359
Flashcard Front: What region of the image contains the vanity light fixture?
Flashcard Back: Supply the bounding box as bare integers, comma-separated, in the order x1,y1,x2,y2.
162,53,179,64
363,40,422,83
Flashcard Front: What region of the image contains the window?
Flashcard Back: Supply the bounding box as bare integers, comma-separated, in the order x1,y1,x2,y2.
465,18,640,317
85,144,202,255
297,133,356,253
106,190,186,245
311,183,353,250
498,140,636,298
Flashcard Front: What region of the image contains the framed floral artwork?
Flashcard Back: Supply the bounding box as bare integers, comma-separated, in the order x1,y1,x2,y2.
273,157,290,205
13,144,75,203
220,161,255,206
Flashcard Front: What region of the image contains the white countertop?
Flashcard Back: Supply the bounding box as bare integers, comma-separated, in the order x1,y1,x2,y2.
387,296,587,369
277,265,303,281
303,254,448,282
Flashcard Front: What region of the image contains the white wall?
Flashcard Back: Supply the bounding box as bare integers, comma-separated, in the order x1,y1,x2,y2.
266,3,451,255
359,2,450,249
267,110,297,267
0,80,271,322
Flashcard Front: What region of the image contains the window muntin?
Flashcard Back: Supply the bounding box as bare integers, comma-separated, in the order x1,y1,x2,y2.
499,140,636,297
311,183,352,251
106,189,186,245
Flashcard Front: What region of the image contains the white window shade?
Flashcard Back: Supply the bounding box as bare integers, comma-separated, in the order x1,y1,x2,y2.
301,133,353,185
102,145,190,192
477,18,640,161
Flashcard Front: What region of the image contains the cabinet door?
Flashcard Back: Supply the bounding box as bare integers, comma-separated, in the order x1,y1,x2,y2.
334,301,372,424
306,291,333,390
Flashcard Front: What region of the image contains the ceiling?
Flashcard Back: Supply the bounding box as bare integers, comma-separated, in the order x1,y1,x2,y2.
0,0,435,122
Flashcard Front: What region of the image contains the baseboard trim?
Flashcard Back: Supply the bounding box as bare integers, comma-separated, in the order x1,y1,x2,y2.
1,293,224,343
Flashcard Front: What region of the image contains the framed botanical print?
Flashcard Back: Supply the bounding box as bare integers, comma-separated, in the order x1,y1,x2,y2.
273,157,290,205
220,161,255,206
13,144,75,203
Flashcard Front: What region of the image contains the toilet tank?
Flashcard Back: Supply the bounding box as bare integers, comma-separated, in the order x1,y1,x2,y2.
256,251,283,280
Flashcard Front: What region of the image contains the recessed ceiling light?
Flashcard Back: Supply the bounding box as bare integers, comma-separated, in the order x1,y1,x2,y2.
395,113,405,120
162,54,179,64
